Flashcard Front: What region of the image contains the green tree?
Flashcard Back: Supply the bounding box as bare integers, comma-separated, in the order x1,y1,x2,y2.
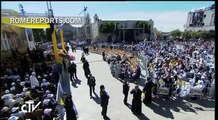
171,29,182,39
182,30,192,40
183,30,213,40
190,31,201,39
100,21,118,33
199,30,210,40
136,21,149,33
100,21,119,42
209,30,215,39
100,23,107,33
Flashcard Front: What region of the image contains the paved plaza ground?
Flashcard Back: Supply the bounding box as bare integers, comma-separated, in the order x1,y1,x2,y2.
60,49,215,120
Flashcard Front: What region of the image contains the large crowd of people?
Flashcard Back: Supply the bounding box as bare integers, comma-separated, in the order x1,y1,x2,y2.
91,39,215,99
0,48,66,120
0,38,215,119
139,39,215,98
91,44,141,82
88,39,215,117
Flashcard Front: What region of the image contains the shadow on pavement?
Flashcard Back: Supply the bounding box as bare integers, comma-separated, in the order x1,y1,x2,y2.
194,107,204,111
103,116,111,120
116,76,146,87
71,79,82,88
75,60,104,65
131,77,146,87
184,97,215,109
74,78,81,85
145,100,175,119
93,92,101,104
125,103,150,120
117,78,125,83
135,113,150,120
126,103,132,109
144,97,203,119
71,82,78,88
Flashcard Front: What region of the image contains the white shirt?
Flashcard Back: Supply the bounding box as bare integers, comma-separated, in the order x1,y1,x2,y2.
4,98,15,109
41,82,50,87
13,97,22,105
190,69,195,74
11,111,25,118
1,93,14,101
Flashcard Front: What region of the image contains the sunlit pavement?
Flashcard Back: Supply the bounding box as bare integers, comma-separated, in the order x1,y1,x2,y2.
61,49,215,120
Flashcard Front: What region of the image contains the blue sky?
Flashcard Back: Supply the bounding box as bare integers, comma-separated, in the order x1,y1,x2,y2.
1,1,214,32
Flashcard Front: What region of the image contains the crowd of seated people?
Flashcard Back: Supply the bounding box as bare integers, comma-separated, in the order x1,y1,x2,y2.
91,44,139,70
101,52,141,82
0,60,62,120
138,39,215,98
90,39,215,99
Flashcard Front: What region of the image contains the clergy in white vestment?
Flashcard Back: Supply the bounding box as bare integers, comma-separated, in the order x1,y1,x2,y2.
29,72,39,88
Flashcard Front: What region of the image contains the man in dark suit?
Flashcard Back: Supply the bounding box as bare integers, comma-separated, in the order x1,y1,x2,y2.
88,74,96,98
100,85,110,119
68,62,78,82
102,51,106,61
123,81,130,105
83,60,91,79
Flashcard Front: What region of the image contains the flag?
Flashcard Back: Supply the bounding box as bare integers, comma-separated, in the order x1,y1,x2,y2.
52,27,61,63
56,82,65,105
182,81,186,89
59,98,64,105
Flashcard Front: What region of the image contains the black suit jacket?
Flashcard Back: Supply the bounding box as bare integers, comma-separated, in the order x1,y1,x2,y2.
100,91,109,107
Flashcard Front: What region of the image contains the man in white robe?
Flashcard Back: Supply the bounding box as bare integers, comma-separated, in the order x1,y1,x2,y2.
41,79,50,87
29,72,39,88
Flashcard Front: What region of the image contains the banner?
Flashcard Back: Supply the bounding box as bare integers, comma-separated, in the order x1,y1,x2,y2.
1,23,28,52
25,28,35,50
56,82,65,105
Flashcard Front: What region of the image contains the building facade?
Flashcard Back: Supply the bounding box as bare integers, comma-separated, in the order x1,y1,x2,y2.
90,14,155,43
58,14,155,44
185,4,215,31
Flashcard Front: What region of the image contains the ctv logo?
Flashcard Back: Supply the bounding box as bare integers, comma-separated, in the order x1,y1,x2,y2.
21,100,41,112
